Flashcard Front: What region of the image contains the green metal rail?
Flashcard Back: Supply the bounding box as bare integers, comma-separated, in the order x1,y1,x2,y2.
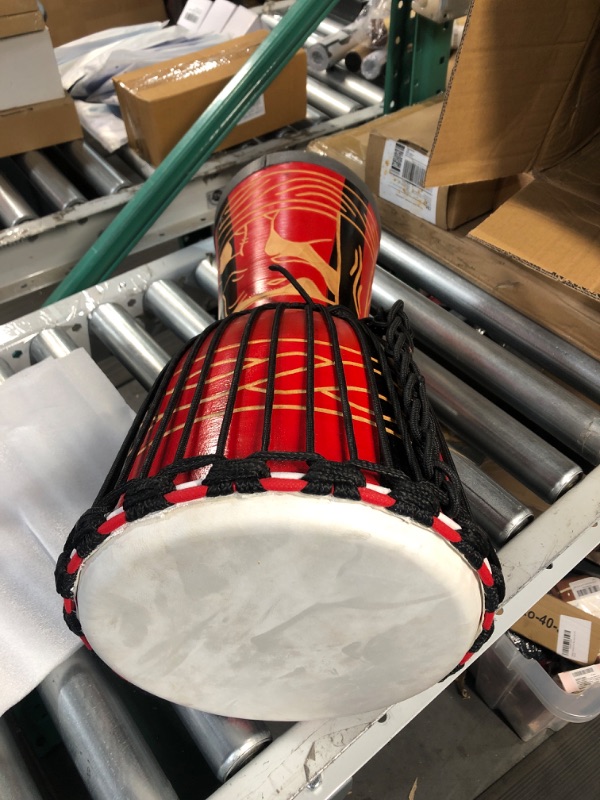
45,0,340,305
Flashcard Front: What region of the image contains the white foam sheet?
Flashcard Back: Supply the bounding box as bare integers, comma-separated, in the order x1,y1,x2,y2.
0,350,134,715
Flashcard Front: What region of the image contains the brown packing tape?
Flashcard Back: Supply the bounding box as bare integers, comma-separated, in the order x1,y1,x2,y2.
115,31,307,166
115,31,269,97
0,9,43,38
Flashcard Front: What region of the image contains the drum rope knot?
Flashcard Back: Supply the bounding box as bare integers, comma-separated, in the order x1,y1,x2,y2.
123,474,176,522
204,457,270,496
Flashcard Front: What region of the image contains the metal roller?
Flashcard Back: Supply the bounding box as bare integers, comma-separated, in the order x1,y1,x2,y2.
174,707,271,782
0,718,44,800
306,76,361,117
0,358,13,383
16,150,86,211
378,232,600,406
361,48,387,81
372,268,600,465
89,303,168,389
308,65,384,106
306,104,326,121
29,328,79,362
452,451,534,544
0,171,37,227
119,146,155,180
39,650,179,800
194,256,219,298
145,279,214,341
60,141,131,196
415,350,583,503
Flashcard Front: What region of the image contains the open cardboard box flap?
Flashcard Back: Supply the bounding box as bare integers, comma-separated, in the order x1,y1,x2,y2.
425,0,600,294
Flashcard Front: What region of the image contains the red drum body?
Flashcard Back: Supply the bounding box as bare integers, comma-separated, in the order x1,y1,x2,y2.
214,154,380,318
57,154,503,721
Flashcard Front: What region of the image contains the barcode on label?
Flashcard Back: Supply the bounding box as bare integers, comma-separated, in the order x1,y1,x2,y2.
573,583,600,598
401,158,427,187
390,143,406,177
184,11,200,22
561,629,572,657
574,666,600,690
390,143,427,187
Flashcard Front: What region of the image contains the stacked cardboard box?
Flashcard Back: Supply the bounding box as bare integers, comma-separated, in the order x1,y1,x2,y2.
0,0,81,158
42,0,167,47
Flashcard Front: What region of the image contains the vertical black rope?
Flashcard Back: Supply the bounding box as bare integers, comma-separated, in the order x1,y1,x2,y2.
261,303,285,452
348,314,394,470
92,340,188,499
140,332,211,478
173,318,231,463
305,302,316,455
317,307,358,461
214,307,262,456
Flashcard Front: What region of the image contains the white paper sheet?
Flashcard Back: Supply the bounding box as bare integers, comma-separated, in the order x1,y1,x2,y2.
0,350,135,714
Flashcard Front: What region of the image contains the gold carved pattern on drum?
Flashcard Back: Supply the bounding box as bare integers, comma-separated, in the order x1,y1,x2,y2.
216,169,379,316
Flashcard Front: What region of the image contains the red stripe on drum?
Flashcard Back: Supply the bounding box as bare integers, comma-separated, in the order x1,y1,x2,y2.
67,553,83,574
478,562,494,587
164,485,208,504
260,477,307,492
98,513,127,535
482,611,495,631
432,516,462,543
358,486,395,508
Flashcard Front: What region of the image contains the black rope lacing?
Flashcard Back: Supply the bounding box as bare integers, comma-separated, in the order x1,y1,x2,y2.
56,289,504,664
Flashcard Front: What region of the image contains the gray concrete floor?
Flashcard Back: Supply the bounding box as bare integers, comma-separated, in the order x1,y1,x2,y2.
350,679,554,800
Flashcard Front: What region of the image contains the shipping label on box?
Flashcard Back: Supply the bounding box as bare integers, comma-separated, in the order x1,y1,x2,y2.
511,593,600,665
379,139,440,225
178,0,212,32
550,574,600,619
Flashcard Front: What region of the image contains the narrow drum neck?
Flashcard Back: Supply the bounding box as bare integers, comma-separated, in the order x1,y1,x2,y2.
214,157,380,318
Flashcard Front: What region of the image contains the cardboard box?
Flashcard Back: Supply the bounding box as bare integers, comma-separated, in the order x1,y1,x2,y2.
426,0,600,308
0,95,82,158
0,9,44,39
511,594,600,665
43,0,167,47
0,28,64,111
365,100,497,230
114,30,307,166
0,0,37,14
308,96,443,182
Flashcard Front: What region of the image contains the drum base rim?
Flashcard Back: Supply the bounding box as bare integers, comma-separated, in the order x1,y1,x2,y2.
75,489,485,721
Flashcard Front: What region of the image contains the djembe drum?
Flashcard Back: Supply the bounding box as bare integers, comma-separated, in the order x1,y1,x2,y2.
56,153,504,721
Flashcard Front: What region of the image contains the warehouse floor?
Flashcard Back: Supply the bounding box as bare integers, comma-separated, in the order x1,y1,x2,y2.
351,676,598,800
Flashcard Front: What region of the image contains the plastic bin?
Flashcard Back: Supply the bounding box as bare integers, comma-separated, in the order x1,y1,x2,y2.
473,634,600,741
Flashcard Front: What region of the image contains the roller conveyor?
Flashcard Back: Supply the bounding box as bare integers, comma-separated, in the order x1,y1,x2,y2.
1,236,599,799
1,6,599,797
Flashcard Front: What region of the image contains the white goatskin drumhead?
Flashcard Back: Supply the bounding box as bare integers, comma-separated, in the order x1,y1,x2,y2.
77,492,483,720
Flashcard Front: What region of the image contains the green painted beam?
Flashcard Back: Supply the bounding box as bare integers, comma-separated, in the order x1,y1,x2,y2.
45,0,339,305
